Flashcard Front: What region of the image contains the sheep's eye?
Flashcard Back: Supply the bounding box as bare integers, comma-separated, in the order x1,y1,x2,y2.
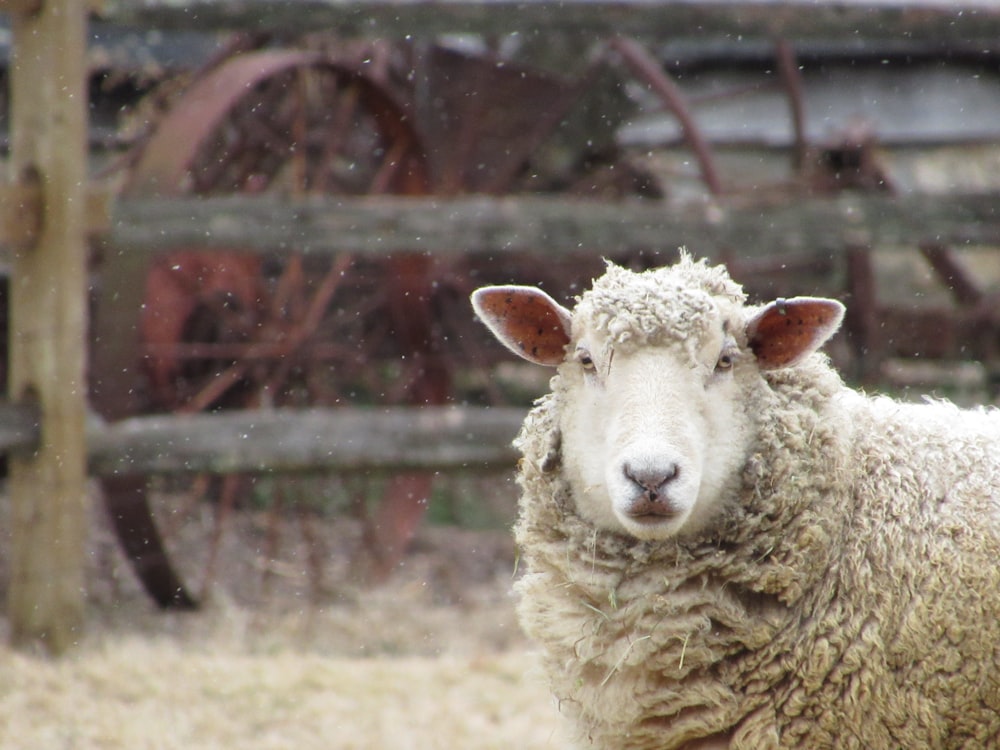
576,347,596,371
715,348,737,372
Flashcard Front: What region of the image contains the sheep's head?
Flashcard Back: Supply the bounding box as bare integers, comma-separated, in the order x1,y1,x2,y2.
472,257,844,541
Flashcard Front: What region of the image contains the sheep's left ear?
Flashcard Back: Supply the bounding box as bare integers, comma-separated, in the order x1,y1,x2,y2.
746,297,845,370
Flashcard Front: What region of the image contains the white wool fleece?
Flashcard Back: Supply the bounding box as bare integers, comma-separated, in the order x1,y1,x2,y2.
510,256,1000,749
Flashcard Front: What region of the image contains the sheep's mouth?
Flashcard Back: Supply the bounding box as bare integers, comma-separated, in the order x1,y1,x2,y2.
624,499,682,523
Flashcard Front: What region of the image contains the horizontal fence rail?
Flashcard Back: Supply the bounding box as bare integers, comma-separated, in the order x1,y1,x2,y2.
0,403,524,476
98,0,1000,45
105,192,1000,259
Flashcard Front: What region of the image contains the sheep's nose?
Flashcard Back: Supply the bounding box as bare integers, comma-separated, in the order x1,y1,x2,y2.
623,461,679,501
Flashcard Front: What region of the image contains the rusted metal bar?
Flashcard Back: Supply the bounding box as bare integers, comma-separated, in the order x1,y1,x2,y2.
774,38,809,174
919,242,984,307
610,36,724,196
843,245,883,384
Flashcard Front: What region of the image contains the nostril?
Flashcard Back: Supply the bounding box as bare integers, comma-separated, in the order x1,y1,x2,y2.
623,461,680,498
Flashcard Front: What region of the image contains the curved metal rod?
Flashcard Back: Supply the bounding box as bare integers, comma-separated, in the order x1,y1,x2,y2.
609,36,724,196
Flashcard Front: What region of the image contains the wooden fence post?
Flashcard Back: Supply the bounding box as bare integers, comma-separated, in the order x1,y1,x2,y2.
6,0,89,653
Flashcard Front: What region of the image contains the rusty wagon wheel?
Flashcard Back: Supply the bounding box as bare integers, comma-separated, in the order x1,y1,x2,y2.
92,49,448,608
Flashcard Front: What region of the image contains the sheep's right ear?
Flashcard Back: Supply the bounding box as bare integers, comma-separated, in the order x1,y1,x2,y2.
471,285,572,366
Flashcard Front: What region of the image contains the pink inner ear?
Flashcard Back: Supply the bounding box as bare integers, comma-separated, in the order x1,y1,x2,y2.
749,297,844,369
472,287,571,366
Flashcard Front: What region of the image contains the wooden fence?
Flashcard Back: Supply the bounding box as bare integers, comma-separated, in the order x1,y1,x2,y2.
0,402,523,476
101,0,1000,44
3,0,89,654
5,0,1000,652
109,192,1000,258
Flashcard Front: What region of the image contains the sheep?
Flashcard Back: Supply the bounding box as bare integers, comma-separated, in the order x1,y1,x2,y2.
471,253,1000,749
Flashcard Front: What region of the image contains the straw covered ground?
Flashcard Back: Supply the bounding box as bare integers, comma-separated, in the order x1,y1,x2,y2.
0,479,568,749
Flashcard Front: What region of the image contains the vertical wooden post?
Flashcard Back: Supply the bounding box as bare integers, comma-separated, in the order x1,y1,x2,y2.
6,0,89,653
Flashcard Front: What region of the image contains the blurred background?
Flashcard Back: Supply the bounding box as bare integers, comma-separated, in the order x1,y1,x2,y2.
3,2,1000,747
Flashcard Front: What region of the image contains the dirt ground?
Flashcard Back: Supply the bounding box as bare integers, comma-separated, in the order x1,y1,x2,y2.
0,478,570,749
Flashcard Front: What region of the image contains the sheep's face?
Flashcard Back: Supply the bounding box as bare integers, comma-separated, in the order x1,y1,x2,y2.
557,300,751,539
472,258,844,541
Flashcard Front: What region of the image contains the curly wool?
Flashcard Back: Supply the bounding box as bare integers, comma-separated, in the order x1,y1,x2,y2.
574,258,745,351
512,260,1000,749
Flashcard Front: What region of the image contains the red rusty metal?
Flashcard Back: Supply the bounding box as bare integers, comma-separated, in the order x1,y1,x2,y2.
843,245,884,383
811,120,895,193
418,45,589,195
919,242,984,307
364,252,451,582
106,38,739,601
140,251,266,411
126,50,427,197
840,243,1000,385
774,39,809,174
919,242,1000,364
99,49,436,606
609,36,724,196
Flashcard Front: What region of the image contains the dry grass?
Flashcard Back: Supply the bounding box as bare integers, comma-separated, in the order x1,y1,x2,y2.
0,484,570,749
0,632,564,749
